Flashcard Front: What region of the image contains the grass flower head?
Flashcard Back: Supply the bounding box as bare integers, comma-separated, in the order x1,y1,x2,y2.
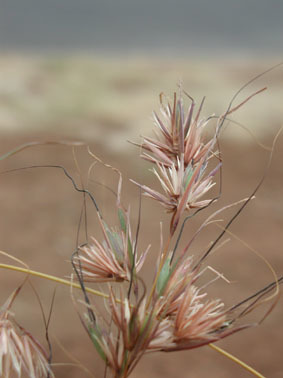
0,290,52,378
74,208,150,282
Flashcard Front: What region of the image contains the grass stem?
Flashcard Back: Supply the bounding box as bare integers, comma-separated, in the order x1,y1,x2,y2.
0,263,108,299
209,343,265,378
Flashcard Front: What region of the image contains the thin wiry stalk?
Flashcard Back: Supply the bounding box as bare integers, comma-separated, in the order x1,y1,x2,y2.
72,145,90,245
194,126,281,270
1,165,102,216
215,61,283,135
28,281,55,376
71,247,97,326
0,140,85,162
228,275,283,314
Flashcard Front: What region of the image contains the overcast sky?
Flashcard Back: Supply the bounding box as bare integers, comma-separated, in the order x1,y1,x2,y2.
0,0,282,56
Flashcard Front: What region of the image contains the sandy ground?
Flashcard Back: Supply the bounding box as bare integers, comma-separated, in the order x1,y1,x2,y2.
0,132,282,378
0,56,282,378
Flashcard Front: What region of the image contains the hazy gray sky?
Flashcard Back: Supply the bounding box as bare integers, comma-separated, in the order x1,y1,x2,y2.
0,0,282,55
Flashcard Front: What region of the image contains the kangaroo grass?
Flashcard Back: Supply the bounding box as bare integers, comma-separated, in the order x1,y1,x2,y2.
1,258,279,378
1,64,282,377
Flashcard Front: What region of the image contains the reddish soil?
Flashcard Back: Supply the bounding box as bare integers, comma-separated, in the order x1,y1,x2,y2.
0,132,282,378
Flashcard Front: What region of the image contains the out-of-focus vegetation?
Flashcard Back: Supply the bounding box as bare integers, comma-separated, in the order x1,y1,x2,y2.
0,55,282,152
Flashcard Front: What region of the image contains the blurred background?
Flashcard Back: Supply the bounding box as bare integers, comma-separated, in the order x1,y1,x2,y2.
0,1,282,377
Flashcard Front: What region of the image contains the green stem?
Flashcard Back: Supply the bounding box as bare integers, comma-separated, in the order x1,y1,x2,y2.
146,234,172,309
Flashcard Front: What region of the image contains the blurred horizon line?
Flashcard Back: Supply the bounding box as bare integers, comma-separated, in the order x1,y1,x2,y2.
0,47,282,63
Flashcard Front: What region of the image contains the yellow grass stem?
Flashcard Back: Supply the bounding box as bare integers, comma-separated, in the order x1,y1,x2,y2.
0,263,108,299
209,343,265,378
